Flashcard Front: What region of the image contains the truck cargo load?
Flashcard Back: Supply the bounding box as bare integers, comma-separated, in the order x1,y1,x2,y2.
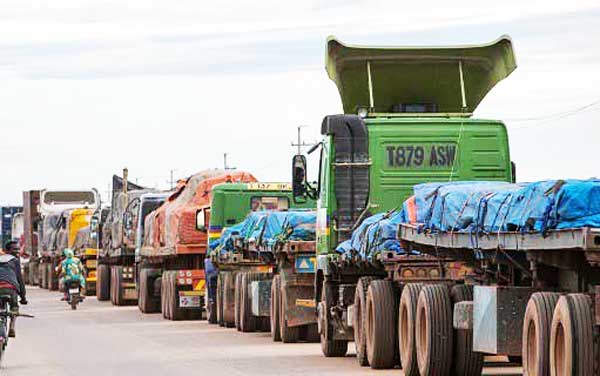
137,171,257,321
145,170,255,255
407,179,600,233
213,210,316,257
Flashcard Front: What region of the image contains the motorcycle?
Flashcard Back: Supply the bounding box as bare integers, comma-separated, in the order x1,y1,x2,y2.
66,281,83,310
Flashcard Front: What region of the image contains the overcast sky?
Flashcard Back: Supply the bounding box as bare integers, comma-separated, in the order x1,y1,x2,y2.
1,0,599,205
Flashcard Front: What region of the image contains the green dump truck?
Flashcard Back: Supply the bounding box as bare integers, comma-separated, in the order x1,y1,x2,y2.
206,182,318,341
291,36,516,374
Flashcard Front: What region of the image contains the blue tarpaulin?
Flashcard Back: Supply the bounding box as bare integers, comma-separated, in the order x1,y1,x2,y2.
413,179,600,233
336,210,406,260
213,210,317,256
338,179,600,262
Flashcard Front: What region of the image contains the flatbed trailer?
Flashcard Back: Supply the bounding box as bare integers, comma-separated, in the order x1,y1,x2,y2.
396,223,600,375
215,239,319,342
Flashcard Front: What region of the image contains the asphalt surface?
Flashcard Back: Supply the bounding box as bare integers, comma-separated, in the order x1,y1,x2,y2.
3,287,523,376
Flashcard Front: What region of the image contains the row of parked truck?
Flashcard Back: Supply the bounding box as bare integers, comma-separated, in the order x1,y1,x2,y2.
16,35,600,376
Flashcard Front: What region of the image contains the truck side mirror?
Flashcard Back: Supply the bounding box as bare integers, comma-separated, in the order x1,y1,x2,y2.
292,154,308,202
511,161,517,183
196,210,207,233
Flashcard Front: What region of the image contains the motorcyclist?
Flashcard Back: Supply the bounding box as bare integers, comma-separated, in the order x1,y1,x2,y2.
0,241,27,338
56,248,86,301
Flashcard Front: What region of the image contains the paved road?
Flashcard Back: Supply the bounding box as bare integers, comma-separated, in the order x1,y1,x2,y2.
3,288,522,376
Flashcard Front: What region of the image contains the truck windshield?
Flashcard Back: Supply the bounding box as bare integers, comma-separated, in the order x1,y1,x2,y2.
251,197,290,211
44,191,96,205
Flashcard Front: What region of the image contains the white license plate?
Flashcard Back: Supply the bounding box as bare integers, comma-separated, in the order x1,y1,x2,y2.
69,288,79,294
179,296,200,308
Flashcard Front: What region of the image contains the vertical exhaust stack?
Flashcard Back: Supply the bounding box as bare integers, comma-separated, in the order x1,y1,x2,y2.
123,168,129,207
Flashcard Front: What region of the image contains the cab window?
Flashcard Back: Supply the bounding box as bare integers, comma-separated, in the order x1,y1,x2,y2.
251,196,290,211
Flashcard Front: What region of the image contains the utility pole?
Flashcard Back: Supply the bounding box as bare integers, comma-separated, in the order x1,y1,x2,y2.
167,169,176,190
224,153,236,170
291,125,314,154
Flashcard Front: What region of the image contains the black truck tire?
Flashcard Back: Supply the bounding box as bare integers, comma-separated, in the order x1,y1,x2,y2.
47,263,55,290
22,263,30,285
166,272,182,321
416,284,453,376
240,272,257,333
163,271,201,321
235,273,243,331
44,263,50,289
110,266,122,306
522,292,559,376
302,324,320,343
161,275,169,319
354,276,375,367
222,272,236,327
38,262,45,289
280,279,300,343
40,262,48,289
28,260,38,286
550,294,594,376
138,268,161,314
161,271,173,319
96,264,110,301
49,261,59,291
24,263,29,285
319,282,348,357
84,279,95,297
270,275,282,342
206,278,217,325
365,280,398,369
450,285,483,376
398,283,423,376
216,273,224,327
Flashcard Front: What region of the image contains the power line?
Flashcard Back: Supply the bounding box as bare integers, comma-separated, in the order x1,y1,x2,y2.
510,98,600,131
506,98,600,122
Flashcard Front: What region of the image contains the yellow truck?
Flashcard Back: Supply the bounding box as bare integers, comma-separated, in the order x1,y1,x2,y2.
61,208,97,295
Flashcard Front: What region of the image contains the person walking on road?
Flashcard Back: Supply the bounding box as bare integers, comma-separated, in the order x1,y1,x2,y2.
0,241,28,338
56,248,86,301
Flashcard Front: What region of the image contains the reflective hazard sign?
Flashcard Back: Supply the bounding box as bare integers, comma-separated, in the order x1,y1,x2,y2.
294,256,316,273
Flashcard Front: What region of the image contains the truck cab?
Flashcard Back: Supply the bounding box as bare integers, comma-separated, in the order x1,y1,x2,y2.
37,189,99,291
292,36,516,360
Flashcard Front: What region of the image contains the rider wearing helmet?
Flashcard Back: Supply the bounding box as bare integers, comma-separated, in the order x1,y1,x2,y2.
57,248,86,301
0,241,27,338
